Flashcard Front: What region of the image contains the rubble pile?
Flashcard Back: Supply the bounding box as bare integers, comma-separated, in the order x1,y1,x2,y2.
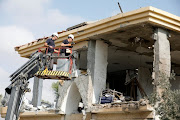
92,99,148,110
20,97,54,112
92,89,149,111
99,89,125,104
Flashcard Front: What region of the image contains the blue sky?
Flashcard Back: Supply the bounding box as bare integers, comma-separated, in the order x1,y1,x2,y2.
0,0,179,102
0,0,180,38
52,0,180,21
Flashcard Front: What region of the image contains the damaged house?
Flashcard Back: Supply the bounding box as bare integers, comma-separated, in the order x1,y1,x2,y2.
1,6,180,120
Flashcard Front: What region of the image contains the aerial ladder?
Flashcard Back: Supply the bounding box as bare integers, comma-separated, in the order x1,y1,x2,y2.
1,47,75,120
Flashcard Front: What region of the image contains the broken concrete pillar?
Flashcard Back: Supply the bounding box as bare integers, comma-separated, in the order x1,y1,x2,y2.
56,80,72,111
57,80,81,114
137,67,153,100
87,40,108,103
74,75,93,110
153,28,171,120
57,75,93,114
32,76,43,107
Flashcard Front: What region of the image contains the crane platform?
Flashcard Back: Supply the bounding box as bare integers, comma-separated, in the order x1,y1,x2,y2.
35,69,71,80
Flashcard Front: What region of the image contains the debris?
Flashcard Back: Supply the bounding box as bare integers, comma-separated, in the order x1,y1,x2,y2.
94,89,149,111
139,99,149,106
92,99,149,111
99,89,125,104
20,97,54,112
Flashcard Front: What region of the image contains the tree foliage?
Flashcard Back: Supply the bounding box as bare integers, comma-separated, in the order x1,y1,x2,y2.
149,72,180,120
51,82,59,100
41,99,51,104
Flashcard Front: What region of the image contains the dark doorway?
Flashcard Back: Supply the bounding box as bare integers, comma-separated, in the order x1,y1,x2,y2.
107,70,138,100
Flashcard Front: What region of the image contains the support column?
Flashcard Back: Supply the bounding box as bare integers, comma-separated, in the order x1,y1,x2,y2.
87,40,108,103
153,28,171,120
74,75,93,111
32,77,43,107
56,80,73,113
57,76,93,114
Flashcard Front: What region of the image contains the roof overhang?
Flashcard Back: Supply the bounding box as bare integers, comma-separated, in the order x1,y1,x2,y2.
15,6,180,58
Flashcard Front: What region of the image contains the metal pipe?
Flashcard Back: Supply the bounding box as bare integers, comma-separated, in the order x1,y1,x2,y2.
118,2,123,13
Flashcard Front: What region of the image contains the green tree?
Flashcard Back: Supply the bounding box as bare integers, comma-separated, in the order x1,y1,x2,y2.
149,72,180,120
41,99,51,104
51,82,59,100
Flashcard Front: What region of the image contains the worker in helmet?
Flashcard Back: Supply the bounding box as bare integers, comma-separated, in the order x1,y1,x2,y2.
44,32,59,70
44,32,59,53
60,34,75,56
58,34,75,85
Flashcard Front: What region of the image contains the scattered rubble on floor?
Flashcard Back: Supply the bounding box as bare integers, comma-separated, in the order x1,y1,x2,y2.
20,97,55,112
92,99,149,111
92,89,149,111
99,89,125,104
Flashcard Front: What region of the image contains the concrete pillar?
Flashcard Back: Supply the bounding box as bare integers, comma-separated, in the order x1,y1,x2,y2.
57,76,93,114
153,28,171,120
32,77,43,107
74,75,93,110
87,40,96,81
153,28,171,93
56,80,73,113
87,40,108,103
137,67,153,100
60,82,81,115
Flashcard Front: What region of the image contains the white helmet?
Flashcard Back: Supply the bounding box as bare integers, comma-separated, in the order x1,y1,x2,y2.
52,32,58,37
68,34,74,40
